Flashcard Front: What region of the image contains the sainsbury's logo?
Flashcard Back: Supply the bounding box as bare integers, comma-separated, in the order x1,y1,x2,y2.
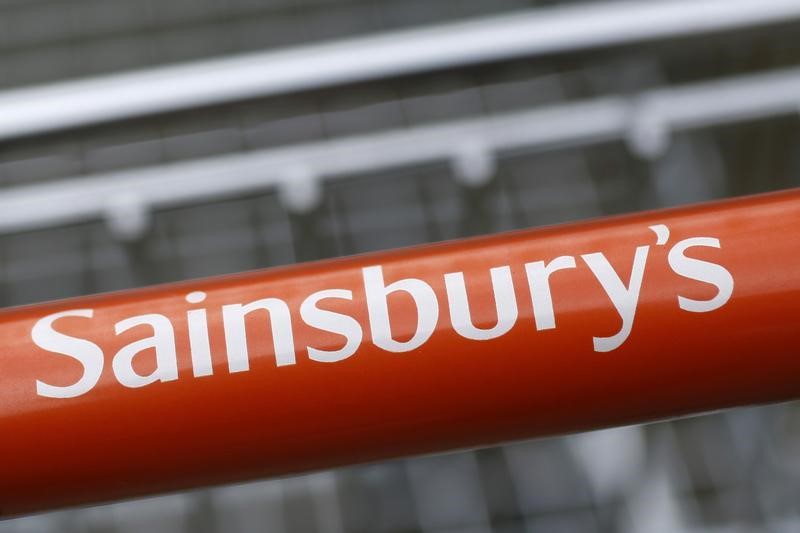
31,224,733,399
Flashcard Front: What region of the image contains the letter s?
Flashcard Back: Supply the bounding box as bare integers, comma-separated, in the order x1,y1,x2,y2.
32,309,104,399
668,237,733,313
301,289,363,362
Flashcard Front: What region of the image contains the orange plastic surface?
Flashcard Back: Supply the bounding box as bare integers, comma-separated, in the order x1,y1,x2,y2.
2,189,799,515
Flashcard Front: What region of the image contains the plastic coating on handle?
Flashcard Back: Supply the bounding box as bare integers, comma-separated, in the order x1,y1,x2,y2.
2,189,800,515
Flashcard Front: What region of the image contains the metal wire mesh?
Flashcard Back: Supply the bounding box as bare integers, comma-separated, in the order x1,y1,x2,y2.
0,0,799,531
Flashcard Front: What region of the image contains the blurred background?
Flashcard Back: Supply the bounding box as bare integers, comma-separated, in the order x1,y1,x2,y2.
2,0,800,531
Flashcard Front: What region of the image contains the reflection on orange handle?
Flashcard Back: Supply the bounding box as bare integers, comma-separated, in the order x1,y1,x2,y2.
2,189,800,515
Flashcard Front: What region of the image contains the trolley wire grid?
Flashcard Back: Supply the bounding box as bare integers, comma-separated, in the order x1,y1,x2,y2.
1,0,800,531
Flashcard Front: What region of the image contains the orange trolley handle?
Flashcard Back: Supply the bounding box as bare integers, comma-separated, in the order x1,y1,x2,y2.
2,189,800,515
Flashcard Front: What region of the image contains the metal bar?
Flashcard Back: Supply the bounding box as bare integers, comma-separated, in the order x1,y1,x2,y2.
2,189,799,515
2,66,800,235
0,0,799,140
